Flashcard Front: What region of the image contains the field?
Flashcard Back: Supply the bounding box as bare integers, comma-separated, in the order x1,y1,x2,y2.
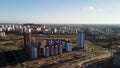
0,34,23,52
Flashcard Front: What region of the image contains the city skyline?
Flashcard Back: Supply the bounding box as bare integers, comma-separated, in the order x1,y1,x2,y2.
0,0,120,24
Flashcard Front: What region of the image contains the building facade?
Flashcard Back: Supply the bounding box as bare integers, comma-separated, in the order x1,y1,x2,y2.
0,32,6,38
78,31,85,49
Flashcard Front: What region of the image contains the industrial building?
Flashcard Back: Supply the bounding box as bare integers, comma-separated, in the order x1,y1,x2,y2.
23,25,85,59
78,31,85,49
23,26,41,59
43,39,72,57
23,25,73,59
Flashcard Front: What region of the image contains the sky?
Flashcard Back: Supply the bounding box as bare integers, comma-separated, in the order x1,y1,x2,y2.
0,0,120,24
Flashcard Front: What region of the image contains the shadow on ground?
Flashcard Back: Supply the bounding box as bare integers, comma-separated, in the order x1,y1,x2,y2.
0,49,28,67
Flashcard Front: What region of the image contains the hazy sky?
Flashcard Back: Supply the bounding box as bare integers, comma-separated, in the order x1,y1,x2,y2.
0,0,120,24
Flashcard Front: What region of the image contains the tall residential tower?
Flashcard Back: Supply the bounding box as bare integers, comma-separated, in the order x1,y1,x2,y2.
78,31,85,49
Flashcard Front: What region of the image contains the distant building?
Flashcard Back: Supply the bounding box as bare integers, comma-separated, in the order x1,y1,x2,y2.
0,24,23,33
67,29,77,35
113,46,120,67
105,27,112,35
0,32,6,38
58,30,65,34
78,31,85,49
54,28,57,34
